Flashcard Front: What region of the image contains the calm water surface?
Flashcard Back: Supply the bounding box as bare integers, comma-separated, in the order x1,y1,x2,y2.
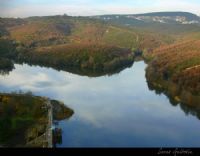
0,61,200,147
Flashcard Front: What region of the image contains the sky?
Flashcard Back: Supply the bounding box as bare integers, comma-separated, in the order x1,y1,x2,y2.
0,0,200,18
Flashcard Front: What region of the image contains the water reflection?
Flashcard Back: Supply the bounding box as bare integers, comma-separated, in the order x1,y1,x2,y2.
16,60,134,77
0,61,200,147
0,69,11,76
146,75,200,120
0,57,15,76
52,104,74,148
0,67,14,76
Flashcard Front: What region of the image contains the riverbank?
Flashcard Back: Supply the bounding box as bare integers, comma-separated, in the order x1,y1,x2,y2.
16,43,135,77
0,92,74,147
144,40,200,107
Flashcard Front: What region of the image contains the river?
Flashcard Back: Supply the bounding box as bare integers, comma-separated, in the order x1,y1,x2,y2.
0,61,200,147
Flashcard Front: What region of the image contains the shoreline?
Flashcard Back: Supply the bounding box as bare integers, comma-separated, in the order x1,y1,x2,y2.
0,92,74,148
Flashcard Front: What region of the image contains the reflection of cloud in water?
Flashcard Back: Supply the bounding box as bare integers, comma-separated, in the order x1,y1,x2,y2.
33,79,68,88
0,64,70,92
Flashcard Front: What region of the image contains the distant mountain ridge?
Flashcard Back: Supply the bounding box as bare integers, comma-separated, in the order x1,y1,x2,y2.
93,11,200,25
134,12,199,19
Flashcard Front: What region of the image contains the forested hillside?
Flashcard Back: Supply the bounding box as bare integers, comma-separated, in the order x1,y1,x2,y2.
3,15,172,49
145,40,200,105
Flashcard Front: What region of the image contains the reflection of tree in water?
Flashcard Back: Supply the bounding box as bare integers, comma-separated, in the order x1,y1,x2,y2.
146,77,200,120
0,68,14,76
51,101,74,147
16,59,134,77
0,57,15,75
53,128,62,146
0,70,10,75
